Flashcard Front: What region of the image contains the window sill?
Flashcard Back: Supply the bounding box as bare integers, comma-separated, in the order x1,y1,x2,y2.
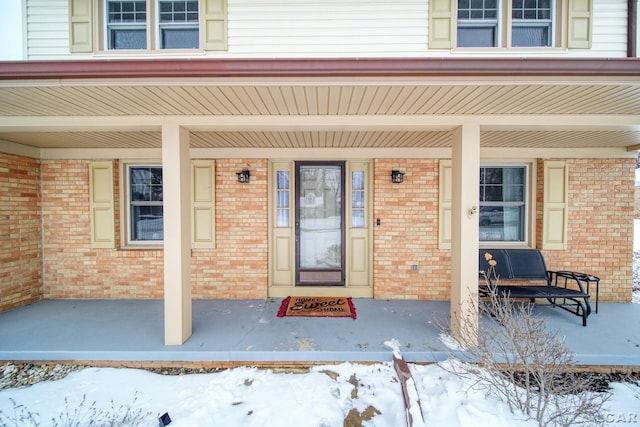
92,49,208,58
120,243,164,251
450,47,567,54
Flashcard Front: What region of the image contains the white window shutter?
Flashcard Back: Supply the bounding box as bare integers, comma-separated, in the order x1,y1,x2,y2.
89,161,115,248
542,160,569,249
429,0,454,49
69,0,93,53
439,159,452,249
567,0,592,48
192,160,216,248
203,0,228,50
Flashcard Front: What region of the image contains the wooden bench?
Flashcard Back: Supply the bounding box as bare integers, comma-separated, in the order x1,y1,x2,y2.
478,249,598,326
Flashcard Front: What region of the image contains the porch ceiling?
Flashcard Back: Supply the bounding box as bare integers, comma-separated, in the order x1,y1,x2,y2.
4,130,640,150
1,58,639,150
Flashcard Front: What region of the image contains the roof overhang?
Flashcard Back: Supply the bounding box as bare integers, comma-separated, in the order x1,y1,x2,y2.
1,58,639,155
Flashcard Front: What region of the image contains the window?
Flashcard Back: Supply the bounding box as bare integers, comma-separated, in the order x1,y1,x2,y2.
457,0,499,47
159,0,199,48
107,1,147,49
456,0,554,47
351,171,366,228
479,165,527,243
276,171,290,227
127,165,164,243
106,0,199,50
512,0,552,46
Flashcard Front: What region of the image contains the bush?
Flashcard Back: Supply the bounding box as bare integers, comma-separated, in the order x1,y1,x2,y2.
440,254,610,426
0,393,153,427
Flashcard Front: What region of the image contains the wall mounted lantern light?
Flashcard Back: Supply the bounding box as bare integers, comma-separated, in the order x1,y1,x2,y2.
237,169,251,183
391,170,404,183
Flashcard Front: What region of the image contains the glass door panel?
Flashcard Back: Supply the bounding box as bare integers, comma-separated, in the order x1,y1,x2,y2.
296,162,345,286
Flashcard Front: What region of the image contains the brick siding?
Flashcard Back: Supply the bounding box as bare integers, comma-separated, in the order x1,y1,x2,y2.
0,154,634,312
538,158,635,302
373,159,451,300
191,159,269,299
0,153,43,311
41,159,269,301
41,160,165,299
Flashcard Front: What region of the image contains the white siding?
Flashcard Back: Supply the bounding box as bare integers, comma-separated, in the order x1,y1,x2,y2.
227,0,429,57
24,0,630,60
26,0,72,59
571,0,628,57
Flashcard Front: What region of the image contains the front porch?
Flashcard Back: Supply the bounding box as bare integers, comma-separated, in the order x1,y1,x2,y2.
1,298,639,369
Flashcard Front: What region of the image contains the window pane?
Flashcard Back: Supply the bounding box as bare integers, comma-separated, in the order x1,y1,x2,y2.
503,185,524,202
129,166,163,242
459,0,498,20
111,29,146,49
277,171,289,189
131,184,150,201
352,171,364,190
479,206,525,241
277,191,289,208
352,210,365,228
108,1,146,23
503,167,524,184
159,1,198,22
151,185,163,202
457,27,496,47
479,165,527,243
512,27,550,47
277,210,289,227
483,167,502,184
161,28,199,49
352,192,364,209
130,167,150,184
483,185,503,202
131,205,164,241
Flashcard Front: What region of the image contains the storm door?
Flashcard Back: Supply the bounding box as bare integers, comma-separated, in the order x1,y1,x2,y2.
295,162,345,286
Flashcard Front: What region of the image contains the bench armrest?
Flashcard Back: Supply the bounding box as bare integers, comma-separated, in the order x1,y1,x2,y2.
548,270,598,295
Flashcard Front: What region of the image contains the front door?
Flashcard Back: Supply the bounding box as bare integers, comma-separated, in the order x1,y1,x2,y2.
295,161,345,286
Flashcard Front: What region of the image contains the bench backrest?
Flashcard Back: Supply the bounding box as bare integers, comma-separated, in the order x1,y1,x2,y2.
479,249,550,284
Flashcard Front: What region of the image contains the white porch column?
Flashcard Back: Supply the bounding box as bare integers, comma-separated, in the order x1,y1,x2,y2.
450,123,480,345
162,124,192,345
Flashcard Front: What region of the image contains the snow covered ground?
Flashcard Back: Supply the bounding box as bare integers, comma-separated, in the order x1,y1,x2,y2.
0,357,638,427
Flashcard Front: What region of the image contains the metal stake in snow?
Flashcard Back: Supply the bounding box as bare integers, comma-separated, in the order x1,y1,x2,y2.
385,339,426,427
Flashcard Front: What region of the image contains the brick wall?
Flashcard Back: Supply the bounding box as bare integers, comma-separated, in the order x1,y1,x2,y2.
373,159,451,300
41,160,165,299
191,159,269,299
538,158,635,302
0,153,43,311
41,159,269,301
372,157,634,302
4,155,634,308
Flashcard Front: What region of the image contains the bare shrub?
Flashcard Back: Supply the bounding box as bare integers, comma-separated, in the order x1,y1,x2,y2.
439,253,610,427
0,393,153,427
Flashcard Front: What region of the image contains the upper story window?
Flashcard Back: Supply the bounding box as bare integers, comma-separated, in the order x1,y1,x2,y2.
457,0,499,47
511,0,552,47
479,165,528,243
457,0,554,48
107,1,147,49
106,0,199,50
159,1,199,48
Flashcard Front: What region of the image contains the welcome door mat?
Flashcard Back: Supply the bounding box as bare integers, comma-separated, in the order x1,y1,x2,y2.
277,296,356,319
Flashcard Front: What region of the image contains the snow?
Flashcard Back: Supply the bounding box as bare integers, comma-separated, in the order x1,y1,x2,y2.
1,360,638,427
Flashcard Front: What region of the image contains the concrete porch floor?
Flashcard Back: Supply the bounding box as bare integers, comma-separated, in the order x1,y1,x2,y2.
0,298,639,368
